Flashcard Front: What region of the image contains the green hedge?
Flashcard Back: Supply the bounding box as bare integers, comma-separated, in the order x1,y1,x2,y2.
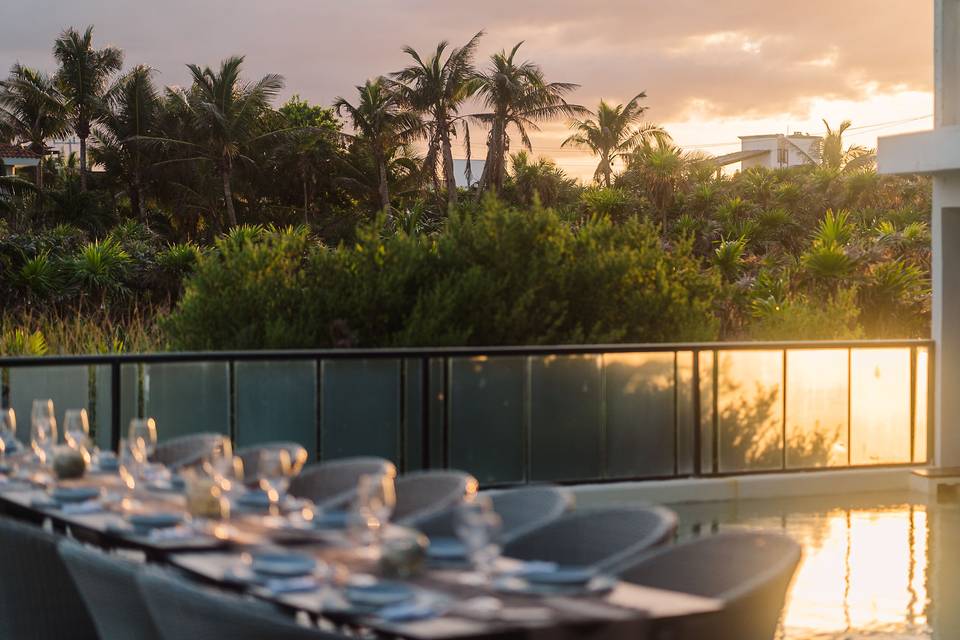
165,200,720,350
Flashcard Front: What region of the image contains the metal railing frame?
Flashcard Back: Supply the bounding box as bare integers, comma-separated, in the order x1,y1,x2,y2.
0,339,935,485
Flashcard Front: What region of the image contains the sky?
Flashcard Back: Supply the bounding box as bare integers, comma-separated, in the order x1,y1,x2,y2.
0,0,936,181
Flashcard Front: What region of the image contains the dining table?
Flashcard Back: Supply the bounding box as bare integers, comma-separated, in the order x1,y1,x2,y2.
0,458,723,640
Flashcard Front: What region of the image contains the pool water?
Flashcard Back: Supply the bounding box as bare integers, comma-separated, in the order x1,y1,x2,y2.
673,492,959,640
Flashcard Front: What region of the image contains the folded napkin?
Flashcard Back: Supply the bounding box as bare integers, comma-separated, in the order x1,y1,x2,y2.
61,500,105,515
503,561,559,577
264,576,319,594
148,525,199,542
378,601,444,623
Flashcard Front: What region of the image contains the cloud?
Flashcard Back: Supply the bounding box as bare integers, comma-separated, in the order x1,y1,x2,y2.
0,0,933,175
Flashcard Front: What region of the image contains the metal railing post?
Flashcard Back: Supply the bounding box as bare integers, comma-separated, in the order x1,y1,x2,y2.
110,359,121,451
420,357,430,470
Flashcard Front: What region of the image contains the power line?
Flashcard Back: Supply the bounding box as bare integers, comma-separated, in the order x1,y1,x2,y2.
441,113,934,160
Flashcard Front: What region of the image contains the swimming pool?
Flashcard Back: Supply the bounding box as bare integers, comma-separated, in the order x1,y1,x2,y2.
672,491,953,639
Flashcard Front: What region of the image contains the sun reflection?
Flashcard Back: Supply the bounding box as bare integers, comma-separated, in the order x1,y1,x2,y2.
690,500,931,639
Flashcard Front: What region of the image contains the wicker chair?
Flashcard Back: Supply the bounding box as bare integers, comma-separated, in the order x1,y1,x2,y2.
152,432,228,469
138,567,339,640
417,485,574,544
393,470,475,527
237,442,309,480
0,517,98,640
619,531,801,640
502,506,677,573
59,540,161,640
288,457,395,508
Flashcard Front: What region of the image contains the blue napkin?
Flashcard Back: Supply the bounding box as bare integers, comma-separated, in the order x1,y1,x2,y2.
378,601,443,622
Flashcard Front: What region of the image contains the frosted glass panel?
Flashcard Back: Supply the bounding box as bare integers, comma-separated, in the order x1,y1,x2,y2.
321,360,400,462
448,357,525,484
529,355,602,481
143,362,229,441
604,353,675,478
786,350,849,468
235,361,316,459
676,352,694,475
914,348,929,463
718,351,784,472
9,366,89,444
699,351,715,472
851,349,911,465
92,364,138,451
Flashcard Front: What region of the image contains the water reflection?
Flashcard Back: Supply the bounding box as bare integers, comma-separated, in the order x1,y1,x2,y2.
674,493,951,639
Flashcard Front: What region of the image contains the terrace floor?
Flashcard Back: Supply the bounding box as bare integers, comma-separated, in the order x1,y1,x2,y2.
672,491,951,639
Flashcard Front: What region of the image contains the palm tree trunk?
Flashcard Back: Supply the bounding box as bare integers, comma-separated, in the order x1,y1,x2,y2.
376,153,390,214
302,172,310,225
441,129,458,208
221,166,238,227
131,183,145,222
36,157,44,192
79,136,87,191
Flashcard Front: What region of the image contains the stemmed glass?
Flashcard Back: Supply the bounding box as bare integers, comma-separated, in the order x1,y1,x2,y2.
257,449,293,500
366,471,396,533
127,418,157,462
0,408,17,454
30,399,58,467
63,409,91,463
206,439,243,493
453,495,503,584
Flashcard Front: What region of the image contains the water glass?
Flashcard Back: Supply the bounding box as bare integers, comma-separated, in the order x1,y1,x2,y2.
257,449,292,499
30,399,57,466
118,439,141,493
453,495,503,580
127,418,157,463
63,409,91,454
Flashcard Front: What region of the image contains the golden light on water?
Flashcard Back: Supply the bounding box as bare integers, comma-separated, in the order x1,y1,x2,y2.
681,497,939,638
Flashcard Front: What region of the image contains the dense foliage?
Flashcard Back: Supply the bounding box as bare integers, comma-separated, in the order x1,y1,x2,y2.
0,25,933,354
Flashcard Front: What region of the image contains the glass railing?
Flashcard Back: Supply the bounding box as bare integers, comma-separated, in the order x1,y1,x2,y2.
0,340,933,486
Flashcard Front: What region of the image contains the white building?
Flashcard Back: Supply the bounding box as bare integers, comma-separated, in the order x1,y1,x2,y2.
710,133,822,172
879,0,960,471
738,133,822,169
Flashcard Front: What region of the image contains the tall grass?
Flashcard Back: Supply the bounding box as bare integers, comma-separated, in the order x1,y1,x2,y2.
0,308,166,355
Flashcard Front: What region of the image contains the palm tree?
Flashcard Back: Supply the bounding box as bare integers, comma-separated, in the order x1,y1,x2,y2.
90,65,160,220
562,94,669,187
153,56,284,228
334,78,420,213
392,31,483,208
622,139,712,229
53,26,123,191
818,119,875,172
0,63,68,189
472,42,586,194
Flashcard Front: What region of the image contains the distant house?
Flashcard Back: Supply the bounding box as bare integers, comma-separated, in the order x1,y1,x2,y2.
712,133,822,171
0,144,40,177
452,159,486,188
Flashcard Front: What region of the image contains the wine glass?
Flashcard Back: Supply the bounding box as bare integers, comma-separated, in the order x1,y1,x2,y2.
0,408,17,457
63,409,91,459
205,439,243,492
127,418,157,463
257,449,292,501
366,471,397,531
30,399,57,466
453,495,503,583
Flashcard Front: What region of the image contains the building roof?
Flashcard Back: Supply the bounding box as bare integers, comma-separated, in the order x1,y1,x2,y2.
710,149,770,167
0,144,40,160
738,133,822,140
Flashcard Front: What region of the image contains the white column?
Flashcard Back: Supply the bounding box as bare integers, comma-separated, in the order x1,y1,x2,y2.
933,0,960,466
